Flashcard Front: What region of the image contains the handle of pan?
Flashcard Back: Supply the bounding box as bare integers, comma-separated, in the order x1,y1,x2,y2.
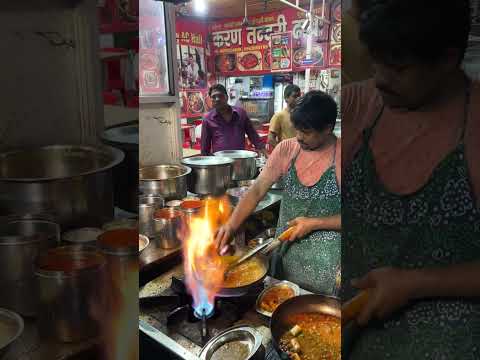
341,290,370,326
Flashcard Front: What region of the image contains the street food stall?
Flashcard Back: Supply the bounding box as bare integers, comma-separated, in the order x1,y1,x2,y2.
138,0,342,359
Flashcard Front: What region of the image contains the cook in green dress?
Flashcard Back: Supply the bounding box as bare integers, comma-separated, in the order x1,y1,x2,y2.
342,1,480,358
216,91,341,294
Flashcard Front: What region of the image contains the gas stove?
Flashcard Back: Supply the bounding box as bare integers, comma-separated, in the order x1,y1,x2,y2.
139,271,291,360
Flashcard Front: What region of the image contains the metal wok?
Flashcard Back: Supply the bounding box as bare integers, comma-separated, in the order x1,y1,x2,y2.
217,253,269,297
270,294,341,359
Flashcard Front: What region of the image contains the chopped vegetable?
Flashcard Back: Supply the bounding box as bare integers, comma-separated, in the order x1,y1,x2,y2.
289,325,302,336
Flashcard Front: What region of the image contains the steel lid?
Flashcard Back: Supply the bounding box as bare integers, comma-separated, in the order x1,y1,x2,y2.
101,124,139,145
213,150,258,159
182,156,234,167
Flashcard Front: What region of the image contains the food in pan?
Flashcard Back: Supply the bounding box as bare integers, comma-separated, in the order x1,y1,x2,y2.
259,285,295,313
188,92,205,113
221,256,265,288
239,53,260,69
279,312,341,360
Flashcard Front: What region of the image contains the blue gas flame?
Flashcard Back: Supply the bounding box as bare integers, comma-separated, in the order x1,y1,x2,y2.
193,284,214,319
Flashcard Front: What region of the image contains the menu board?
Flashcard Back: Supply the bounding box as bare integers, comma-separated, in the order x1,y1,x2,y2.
270,32,292,72
175,17,210,118
208,4,331,75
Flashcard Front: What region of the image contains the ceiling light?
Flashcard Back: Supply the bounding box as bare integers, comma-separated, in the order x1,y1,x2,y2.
193,0,207,14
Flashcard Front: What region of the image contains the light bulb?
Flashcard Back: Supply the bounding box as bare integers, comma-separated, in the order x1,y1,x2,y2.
193,0,207,14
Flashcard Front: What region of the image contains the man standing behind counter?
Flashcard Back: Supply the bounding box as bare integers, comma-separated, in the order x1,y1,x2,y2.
201,84,268,157
268,84,301,149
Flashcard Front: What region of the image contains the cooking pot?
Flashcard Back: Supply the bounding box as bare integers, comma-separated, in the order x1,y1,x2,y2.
101,121,139,213
0,220,60,316
270,294,341,359
139,164,191,201
181,156,233,196
213,150,257,181
0,145,124,230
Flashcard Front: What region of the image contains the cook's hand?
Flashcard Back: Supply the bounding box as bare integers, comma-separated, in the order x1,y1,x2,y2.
215,223,235,255
286,217,316,241
352,267,416,326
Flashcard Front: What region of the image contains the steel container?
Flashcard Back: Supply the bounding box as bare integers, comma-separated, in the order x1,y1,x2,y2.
34,246,107,342
138,195,164,237
213,150,257,181
0,145,124,230
181,156,233,195
0,220,60,316
139,164,191,201
152,208,184,249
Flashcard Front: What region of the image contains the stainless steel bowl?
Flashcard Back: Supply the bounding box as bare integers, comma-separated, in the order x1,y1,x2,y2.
0,308,24,358
181,156,233,195
139,234,149,253
0,220,60,316
0,145,124,229
140,164,191,201
255,281,300,317
199,325,264,360
213,150,257,181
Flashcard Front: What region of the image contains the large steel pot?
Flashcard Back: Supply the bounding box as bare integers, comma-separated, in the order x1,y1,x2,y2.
181,156,233,195
0,145,124,230
139,164,191,201
0,220,60,316
213,150,257,181
101,121,139,213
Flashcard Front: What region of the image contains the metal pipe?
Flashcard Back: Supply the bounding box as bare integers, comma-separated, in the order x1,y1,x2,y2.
278,0,331,24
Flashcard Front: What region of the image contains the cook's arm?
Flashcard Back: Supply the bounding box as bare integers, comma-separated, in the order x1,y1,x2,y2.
299,214,341,231
352,262,480,325
410,262,480,298
216,176,275,252
228,176,274,231
287,214,341,241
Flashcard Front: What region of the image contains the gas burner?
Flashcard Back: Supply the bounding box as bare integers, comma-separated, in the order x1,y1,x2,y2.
164,276,258,346
166,299,241,345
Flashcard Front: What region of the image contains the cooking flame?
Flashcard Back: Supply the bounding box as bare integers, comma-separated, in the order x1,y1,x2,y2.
183,195,232,317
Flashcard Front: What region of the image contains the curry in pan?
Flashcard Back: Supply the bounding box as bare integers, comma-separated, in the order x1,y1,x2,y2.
279,312,340,360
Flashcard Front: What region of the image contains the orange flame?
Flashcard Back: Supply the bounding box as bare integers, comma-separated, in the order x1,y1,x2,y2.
183,195,232,316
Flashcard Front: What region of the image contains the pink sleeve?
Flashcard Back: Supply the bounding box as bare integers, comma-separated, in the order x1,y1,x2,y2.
257,139,296,184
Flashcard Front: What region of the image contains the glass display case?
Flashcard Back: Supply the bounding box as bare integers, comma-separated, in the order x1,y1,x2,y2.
139,0,177,102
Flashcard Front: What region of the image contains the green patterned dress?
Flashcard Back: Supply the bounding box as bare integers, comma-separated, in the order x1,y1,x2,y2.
342,81,480,359
270,140,341,295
